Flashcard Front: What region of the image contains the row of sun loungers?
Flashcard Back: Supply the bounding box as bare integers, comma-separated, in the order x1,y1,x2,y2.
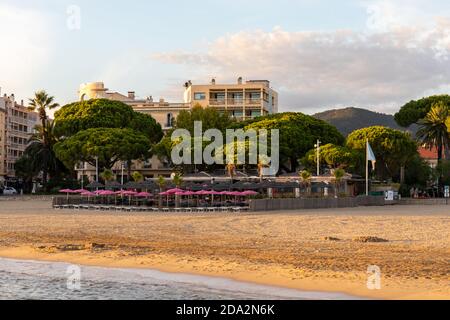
53,204,250,213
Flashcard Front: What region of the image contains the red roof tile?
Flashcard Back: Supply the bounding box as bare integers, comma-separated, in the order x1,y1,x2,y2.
418,147,438,160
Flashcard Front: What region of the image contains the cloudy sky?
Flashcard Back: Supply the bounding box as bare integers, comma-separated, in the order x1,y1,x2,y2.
1,0,450,114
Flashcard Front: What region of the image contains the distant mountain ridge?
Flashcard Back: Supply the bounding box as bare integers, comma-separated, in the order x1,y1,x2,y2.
313,107,417,136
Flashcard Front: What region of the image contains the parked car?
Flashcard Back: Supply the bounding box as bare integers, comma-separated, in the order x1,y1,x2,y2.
3,187,18,195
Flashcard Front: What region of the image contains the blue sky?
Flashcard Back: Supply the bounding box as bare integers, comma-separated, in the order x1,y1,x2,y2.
2,0,450,114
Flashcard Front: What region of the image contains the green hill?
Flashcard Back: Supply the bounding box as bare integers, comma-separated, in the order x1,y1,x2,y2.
313,107,417,136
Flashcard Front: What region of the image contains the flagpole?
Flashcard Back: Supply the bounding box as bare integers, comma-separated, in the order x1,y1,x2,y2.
366,139,369,196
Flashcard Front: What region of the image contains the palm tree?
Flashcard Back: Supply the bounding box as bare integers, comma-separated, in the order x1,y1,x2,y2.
27,91,60,189
417,102,450,161
333,168,346,198
299,170,312,196
172,173,183,188
157,175,166,192
257,156,269,183
27,121,64,188
28,91,59,134
100,169,115,184
226,162,236,181
132,171,144,183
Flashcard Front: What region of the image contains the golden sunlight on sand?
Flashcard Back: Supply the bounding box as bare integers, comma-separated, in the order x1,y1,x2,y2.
0,199,448,300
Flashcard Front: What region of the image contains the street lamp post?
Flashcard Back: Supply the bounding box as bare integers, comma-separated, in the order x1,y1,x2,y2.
121,162,125,188
81,163,85,190
314,140,321,176
95,156,99,191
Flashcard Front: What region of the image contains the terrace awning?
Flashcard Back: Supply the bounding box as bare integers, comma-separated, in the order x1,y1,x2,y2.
105,181,122,190
86,182,104,189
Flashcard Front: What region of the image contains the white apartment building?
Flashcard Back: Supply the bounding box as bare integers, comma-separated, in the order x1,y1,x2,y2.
0,93,39,182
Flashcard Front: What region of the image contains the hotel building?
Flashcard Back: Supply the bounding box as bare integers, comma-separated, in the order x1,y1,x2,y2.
0,94,39,182
76,79,278,180
183,78,278,120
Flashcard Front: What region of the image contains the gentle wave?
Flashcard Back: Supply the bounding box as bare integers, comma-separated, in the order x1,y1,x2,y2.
0,258,358,300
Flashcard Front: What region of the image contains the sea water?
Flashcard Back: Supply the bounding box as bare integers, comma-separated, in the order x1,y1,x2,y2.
0,258,357,300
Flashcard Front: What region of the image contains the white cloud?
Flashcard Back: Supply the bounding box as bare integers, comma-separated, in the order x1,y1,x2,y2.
153,2,450,114
0,4,52,98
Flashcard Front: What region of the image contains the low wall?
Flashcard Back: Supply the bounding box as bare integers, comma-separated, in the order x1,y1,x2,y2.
250,196,385,212
0,195,55,202
398,198,449,205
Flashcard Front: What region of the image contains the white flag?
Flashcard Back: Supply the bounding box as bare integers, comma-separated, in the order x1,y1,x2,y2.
367,142,376,170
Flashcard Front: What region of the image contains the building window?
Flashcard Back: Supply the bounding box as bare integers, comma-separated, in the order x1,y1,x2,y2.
194,92,206,100
166,113,174,128
249,92,261,100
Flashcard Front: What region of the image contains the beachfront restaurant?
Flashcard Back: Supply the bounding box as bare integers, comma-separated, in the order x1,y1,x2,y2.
52,171,366,213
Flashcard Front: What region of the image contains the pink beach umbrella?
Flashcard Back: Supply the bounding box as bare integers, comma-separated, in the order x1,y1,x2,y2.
122,191,138,196
159,191,171,207
121,191,138,205
99,190,115,196
59,189,76,201
166,188,184,195
81,191,96,203
221,191,238,196
242,190,258,196
136,192,153,206
225,191,242,204
74,189,88,194
173,191,195,207
136,192,153,197
81,191,96,196
207,190,221,206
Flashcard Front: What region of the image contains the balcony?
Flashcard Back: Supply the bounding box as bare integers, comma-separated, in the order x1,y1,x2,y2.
209,99,226,106
209,98,262,106
245,98,262,105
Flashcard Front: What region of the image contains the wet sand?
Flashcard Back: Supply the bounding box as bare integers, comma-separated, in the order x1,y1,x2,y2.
0,199,448,300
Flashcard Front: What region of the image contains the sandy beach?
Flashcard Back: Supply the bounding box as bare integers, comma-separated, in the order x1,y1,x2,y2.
0,199,448,300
